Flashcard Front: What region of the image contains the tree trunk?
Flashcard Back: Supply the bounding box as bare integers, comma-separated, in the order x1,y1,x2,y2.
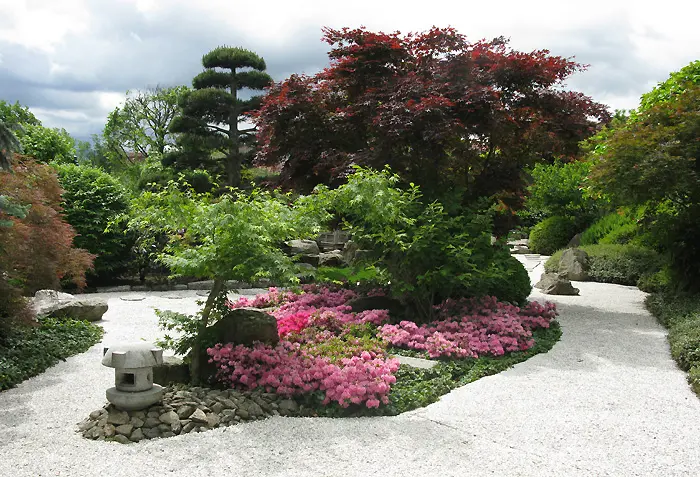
189,277,225,385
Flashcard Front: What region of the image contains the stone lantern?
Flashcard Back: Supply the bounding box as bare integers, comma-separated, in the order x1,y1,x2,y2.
102,342,164,411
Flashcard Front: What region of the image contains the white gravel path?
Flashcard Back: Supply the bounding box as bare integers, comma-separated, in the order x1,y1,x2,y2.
2,261,700,477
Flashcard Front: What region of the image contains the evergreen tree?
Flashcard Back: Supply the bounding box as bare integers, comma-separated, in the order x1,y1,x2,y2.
0,121,21,171
167,47,273,187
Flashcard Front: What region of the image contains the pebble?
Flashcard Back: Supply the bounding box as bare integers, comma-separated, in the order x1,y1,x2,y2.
78,385,295,444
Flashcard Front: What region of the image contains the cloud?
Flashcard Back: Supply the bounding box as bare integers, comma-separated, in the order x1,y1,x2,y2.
0,0,698,139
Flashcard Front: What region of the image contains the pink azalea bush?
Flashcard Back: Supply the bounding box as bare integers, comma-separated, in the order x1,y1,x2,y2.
379,296,557,358
208,341,399,408
211,286,557,410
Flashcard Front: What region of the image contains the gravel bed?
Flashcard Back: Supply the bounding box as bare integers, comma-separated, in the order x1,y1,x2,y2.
2,274,700,476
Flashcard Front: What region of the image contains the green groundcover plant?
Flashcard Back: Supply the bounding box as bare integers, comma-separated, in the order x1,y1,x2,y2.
0,317,103,390
646,293,700,395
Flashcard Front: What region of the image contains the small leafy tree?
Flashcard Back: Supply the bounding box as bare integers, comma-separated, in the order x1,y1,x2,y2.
125,183,328,382
18,124,76,164
55,164,132,283
0,156,94,294
167,46,273,187
589,75,699,288
524,160,598,228
103,85,188,163
315,167,531,321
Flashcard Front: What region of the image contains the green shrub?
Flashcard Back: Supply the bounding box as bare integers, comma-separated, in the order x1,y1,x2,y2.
545,244,662,286
0,317,103,390
580,208,642,245
524,160,598,227
55,163,132,283
474,254,532,305
315,167,531,321
529,216,577,255
646,292,700,396
637,266,672,293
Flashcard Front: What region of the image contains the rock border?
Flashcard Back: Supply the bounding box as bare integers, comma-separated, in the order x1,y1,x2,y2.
78,385,302,444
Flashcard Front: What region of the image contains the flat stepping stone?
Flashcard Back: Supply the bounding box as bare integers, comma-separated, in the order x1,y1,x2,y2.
120,296,146,302
396,355,438,369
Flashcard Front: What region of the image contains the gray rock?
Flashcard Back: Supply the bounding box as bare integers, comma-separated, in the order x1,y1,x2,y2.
237,408,250,420
240,400,264,418
162,431,175,438
176,405,195,419
286,239,320,255
78,419,96,431
346,296,405,324
187,280,215,290
182,422,197,434
219,398,237,409
319,250,345,267
171,420,182,434
207,308,279,347
143,427,161,439
106,409,130,426
103,424,116,437
278,399,298,414
190,408,208,423
130,285,150,292
206,413,221,428
89,409,105,420
31,289,108,322
172,284,189,291
115,424,133,436
567,233,582,248
159,411,179,425
143,417,161,428
559,248,590,281
130,417,144,428
112,434,131,444
536,273,580,295
210,402,224,414
153,356,190,386
317,230,351,252
130,428,144,442
131,411,146,419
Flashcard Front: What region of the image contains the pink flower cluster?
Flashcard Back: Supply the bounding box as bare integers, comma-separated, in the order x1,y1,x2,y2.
379,297,557,359
207,342,399,408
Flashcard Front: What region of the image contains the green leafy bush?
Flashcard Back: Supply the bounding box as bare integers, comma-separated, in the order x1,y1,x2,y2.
545,244,662,286
314,167,531,320
646,292,700,395
524,160,598,227
580,208,642,245
55,163,132,283
529,216,577,255
0,317,103,390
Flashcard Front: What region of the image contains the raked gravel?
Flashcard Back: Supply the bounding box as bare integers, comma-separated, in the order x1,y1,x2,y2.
2,261,700,476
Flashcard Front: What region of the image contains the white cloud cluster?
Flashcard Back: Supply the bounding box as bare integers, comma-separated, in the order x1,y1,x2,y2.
0,0,697,138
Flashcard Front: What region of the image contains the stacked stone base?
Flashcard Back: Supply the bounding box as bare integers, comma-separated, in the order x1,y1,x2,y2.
78,385,300,444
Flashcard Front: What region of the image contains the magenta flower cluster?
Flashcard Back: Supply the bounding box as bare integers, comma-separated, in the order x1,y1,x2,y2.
379,296,557,358
210,287,557,409
207,341,399,408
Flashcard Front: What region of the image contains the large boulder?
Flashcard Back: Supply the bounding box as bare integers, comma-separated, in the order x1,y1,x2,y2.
152,356,190,386
207,307,279,348
285,239,320,256
558,248,590,281
319,250,345,267
535,273,579,295
31,289,108,322
317,230,351,252
346,296,407,324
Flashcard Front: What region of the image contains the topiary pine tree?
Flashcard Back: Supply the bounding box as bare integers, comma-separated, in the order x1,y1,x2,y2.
166,47,273,187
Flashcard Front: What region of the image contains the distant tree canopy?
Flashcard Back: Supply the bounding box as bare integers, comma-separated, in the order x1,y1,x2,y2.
256,27,610,215
166,46,273,188
103,85,188,163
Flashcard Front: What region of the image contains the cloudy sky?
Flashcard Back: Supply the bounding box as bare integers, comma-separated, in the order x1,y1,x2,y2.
1,0,698,141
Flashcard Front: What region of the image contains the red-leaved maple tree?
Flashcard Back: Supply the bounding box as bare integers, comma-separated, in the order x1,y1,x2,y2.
0,155,94,295
255,27,610,214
